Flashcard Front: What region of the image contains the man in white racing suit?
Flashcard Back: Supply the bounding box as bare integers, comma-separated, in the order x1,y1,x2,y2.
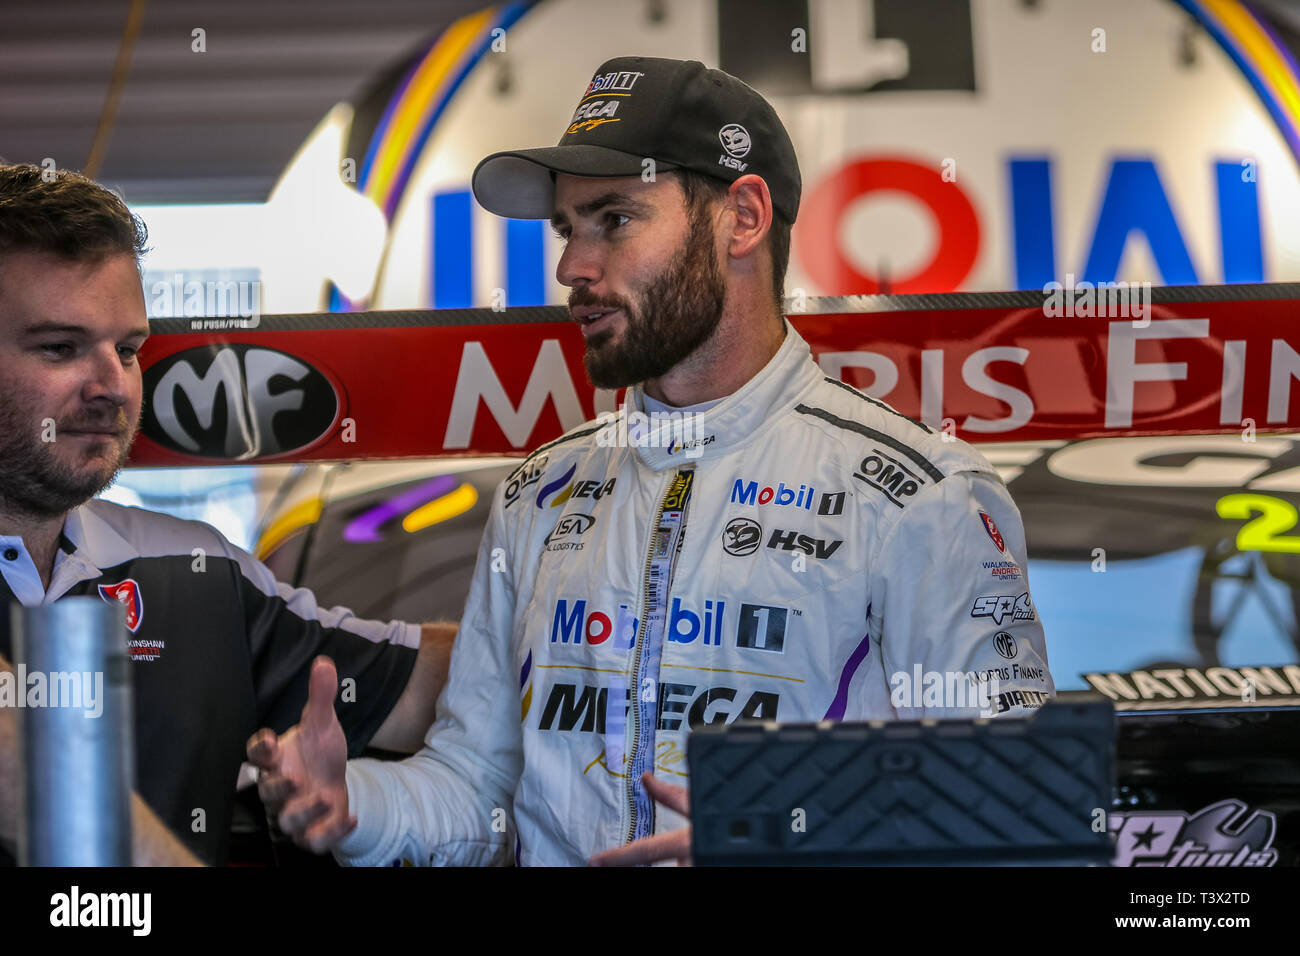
249,56,1054,867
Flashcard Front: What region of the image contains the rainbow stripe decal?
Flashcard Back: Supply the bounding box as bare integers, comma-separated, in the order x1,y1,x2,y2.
1177,0,1300,167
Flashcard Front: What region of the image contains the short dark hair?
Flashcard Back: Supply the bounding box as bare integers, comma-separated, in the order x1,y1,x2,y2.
676,169,791,310
0,163,148,264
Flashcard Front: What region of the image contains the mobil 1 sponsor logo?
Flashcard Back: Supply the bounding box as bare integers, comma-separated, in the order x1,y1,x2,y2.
970,592,1035,627
731,478,847,516
549,596,796,653
852,447,925,508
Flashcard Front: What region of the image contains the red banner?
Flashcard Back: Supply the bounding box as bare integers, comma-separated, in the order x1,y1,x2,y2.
129,286,1300,465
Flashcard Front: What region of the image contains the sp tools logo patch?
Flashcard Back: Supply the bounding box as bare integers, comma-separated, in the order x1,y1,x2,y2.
723,518,762,556
1110,800,1279,867
970,592,1035,626
979,511,1006,552
98,579,143,633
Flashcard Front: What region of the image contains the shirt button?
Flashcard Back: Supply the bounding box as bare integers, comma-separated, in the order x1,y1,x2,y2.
3,548,17,561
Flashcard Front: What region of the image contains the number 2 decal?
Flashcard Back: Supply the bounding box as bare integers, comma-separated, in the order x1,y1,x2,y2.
1215,494,1300,553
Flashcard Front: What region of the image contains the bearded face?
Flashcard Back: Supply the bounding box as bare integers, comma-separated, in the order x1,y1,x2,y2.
567,191,727,390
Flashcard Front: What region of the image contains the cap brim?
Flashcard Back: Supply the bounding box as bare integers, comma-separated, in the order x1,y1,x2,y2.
471,145,680,219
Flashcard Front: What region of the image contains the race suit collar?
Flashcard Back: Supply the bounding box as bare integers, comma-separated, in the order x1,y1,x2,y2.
625,322,823,470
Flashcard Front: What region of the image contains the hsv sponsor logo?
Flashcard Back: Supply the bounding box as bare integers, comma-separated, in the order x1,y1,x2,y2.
851,448,924,508
544,513,595,552
504,454,547,508
979,511,1007,552
718,123,751,172
1110,800,1279,868
538,680,778,733
817,490,846,516
98,579,143,633
731,479,816,510
722,518,762,556
992,630,1018,660
970,592,1035,627
766,529,842,560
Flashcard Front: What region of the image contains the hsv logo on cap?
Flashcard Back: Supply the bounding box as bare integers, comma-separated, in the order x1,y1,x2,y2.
98,579,143,632
979,512,1007,553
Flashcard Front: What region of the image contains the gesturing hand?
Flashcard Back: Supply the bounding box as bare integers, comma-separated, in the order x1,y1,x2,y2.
245,656,354,854
588,773,693,867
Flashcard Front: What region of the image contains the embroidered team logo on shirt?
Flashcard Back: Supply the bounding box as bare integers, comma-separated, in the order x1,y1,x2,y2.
98,579,143,633
978,511,1006,553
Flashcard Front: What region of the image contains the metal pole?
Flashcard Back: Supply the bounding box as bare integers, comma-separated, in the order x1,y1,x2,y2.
12,597,133,866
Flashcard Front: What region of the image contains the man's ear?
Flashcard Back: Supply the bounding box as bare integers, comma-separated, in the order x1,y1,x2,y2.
725,175,774,261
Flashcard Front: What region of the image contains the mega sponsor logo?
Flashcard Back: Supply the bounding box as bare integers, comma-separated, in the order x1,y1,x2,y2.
722,517,762,556
544,513,595,552
766,528,842,560
971,592,1035,626
817,490,847,516
538,679,778,733
548,597,791,651
992,630,1018,660
731,479,817,510
667,433,716,456
504,454,547,508
851,448,924,508
1110,800,1279,867
142,345,338,459
537,468,615,509
97,579,143,633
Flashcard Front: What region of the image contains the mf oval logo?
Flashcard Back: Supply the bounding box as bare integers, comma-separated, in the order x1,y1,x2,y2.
143,345,339,459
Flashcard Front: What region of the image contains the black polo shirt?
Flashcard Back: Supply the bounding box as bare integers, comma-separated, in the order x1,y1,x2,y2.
1,499,418,865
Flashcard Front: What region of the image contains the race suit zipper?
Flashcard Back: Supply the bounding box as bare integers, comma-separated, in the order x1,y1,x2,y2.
624,468,695,845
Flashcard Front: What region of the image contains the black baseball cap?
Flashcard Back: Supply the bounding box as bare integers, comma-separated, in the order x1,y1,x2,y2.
471,56,801,224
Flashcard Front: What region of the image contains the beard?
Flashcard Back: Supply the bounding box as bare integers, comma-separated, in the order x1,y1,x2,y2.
0,398,137,520
572,201,727,390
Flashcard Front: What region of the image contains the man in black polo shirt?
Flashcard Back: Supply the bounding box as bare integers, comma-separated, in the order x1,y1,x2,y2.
0,163,453,865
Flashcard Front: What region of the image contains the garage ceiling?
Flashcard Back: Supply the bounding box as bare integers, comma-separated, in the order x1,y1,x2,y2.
0,0,488,203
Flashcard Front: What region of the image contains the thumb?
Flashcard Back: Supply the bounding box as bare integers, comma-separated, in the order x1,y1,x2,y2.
304,656,339,735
